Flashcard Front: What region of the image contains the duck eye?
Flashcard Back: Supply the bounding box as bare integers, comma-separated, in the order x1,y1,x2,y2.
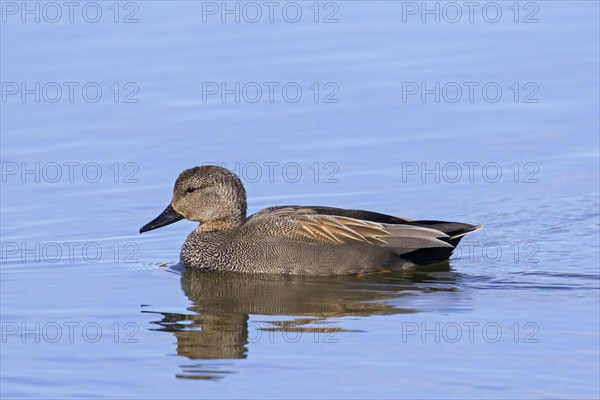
185,187,196,194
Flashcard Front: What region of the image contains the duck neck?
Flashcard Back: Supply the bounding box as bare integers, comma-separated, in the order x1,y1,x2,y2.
199,214,245,232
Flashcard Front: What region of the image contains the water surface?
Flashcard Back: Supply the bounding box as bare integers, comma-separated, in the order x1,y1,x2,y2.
1,1,599,398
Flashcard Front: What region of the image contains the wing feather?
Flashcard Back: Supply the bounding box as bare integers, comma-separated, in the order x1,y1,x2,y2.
247,207,454,255
295,214,452,253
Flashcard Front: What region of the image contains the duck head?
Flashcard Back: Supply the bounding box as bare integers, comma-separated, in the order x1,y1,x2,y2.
139,166,247,233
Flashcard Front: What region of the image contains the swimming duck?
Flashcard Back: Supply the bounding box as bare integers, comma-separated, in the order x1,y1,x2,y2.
140,166,481,276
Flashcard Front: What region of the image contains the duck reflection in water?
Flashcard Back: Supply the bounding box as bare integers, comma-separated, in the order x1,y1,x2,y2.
145,263,459,380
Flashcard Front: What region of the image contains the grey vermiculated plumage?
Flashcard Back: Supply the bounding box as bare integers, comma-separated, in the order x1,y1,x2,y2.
140,166,482,276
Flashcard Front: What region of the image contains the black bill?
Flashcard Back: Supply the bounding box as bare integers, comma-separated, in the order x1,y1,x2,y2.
139,204,184,233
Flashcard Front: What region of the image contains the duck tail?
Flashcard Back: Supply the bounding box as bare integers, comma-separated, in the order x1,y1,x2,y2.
400,222,482,265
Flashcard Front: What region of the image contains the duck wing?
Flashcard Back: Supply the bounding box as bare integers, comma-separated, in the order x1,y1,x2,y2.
245,206,453,256
249,205,482,241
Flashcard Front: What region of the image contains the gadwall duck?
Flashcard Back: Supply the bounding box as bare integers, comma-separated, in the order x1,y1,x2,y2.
140,166,482,276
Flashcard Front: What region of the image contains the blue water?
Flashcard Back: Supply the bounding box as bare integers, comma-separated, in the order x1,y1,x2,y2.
1,1,599,398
